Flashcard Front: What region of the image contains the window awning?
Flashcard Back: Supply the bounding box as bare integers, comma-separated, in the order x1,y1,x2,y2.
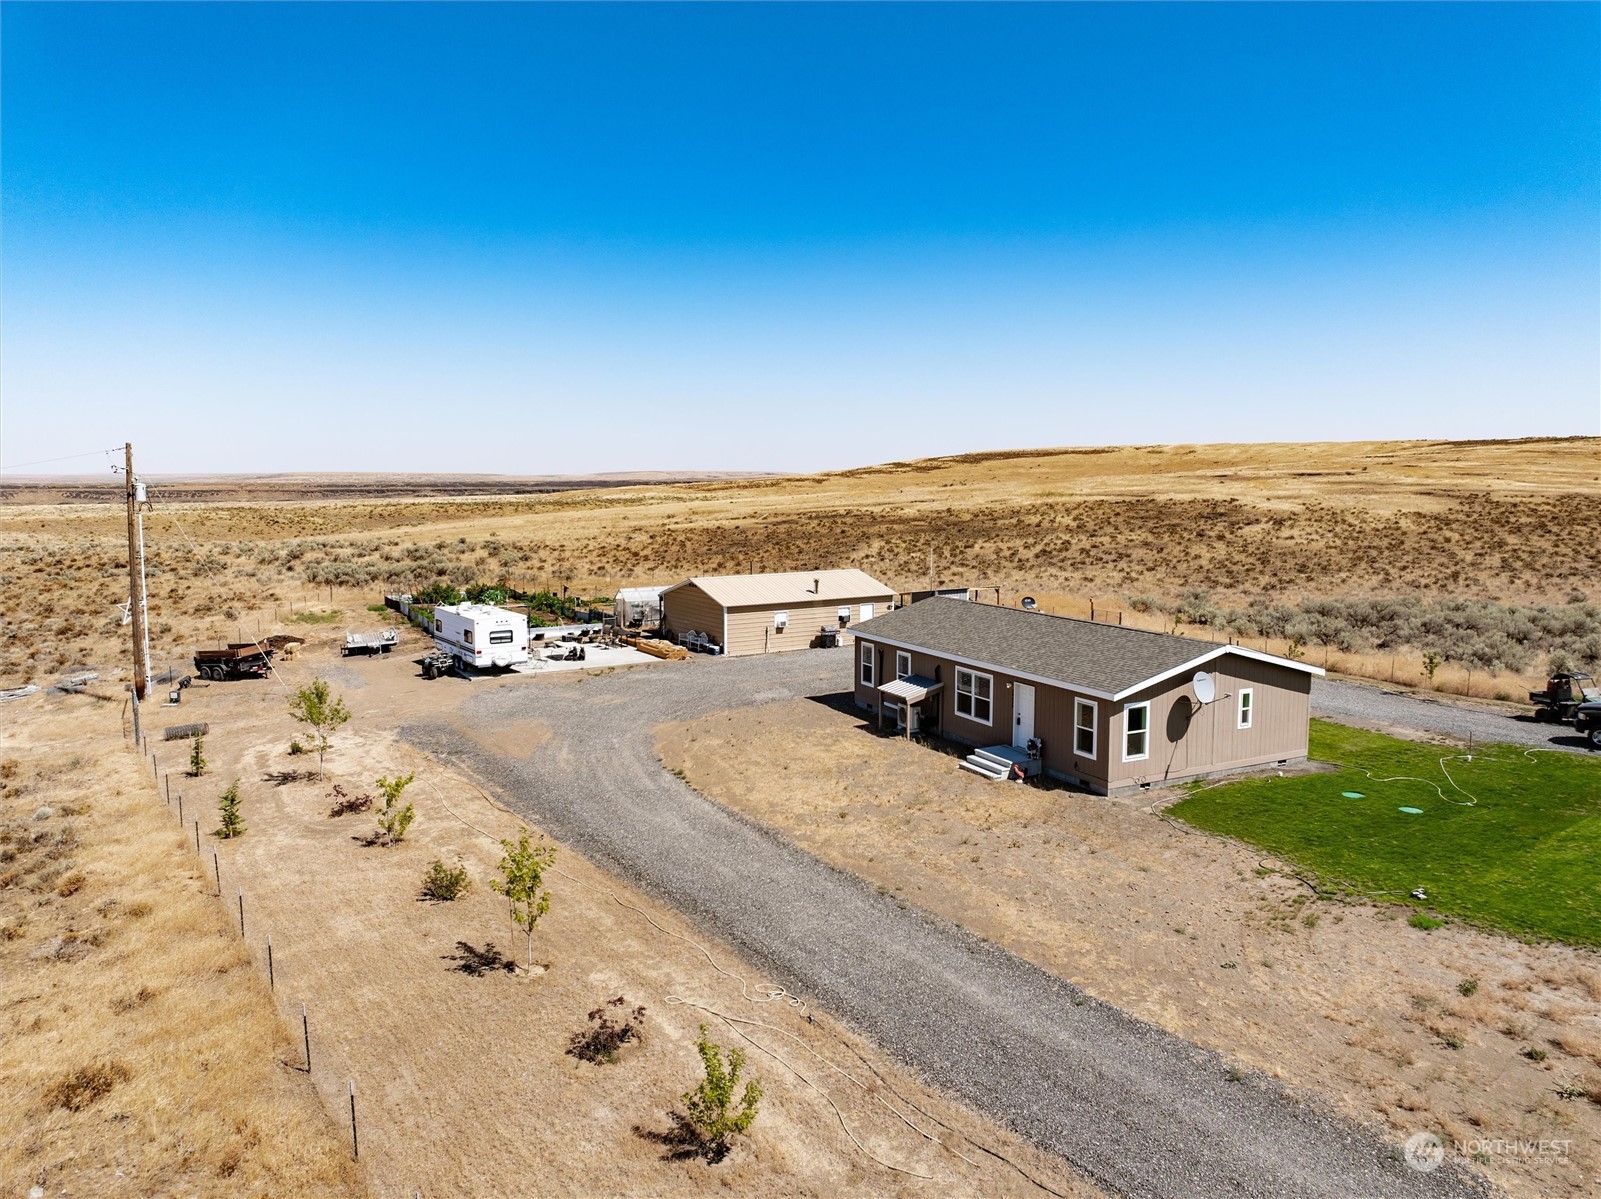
878,675,943,703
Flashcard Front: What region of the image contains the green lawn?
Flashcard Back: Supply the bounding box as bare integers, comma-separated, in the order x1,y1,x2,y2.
1167,720,1601,947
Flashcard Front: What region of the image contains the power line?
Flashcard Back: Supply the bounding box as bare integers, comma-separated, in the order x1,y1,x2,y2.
0,446,124,472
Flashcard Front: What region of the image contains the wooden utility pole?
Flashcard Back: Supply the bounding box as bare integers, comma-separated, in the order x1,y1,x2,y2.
125,442,150,700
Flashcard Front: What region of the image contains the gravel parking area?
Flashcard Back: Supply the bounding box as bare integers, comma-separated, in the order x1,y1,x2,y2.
405,649,1490,1199
1313,678,1593,754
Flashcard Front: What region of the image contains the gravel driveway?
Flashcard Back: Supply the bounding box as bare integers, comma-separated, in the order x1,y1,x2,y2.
405,650,1490,1199
1313,678,1594,755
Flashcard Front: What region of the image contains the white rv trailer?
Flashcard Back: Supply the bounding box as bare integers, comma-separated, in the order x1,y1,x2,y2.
430,602,530,672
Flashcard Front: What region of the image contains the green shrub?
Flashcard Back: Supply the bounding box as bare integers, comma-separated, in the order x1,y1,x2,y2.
215,782,245,840
677,1024,762,1162
1458,978,1479,997
421,857,470,901
374,773,416,844
188,732,206,778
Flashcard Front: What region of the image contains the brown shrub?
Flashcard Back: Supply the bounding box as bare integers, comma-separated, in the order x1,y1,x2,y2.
43,1061,131,1111
57,871,86,897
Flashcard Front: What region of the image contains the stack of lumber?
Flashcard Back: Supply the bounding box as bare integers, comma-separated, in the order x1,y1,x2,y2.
622,636,689,661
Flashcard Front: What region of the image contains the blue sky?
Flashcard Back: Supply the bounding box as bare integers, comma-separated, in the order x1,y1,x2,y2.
3,2,1597,475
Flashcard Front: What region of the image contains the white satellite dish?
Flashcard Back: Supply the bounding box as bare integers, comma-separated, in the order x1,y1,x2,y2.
1192,671,1216,705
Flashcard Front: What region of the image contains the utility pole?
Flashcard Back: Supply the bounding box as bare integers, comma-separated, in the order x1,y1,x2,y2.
125,443,150,700
928,545,935,591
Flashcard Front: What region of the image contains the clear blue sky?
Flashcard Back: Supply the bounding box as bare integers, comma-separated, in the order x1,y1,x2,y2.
3,2,1597,475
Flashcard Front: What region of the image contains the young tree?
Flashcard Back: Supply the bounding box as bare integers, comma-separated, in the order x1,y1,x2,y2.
490,828,556,972
1421,650,1443,689
215,781,245,839
288,679,351,778
374,772,416,844
681,1024,763,1162
188,731,207,778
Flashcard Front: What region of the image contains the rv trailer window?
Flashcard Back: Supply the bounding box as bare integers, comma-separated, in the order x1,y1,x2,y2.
464,630,473,644
434,619,442,631
489,630,514,645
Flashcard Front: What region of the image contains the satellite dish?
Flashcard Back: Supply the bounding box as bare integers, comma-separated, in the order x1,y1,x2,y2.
1192,671,1216,705
1021,597,1037,611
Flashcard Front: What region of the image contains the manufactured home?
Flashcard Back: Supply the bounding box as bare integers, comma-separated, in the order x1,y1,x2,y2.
431,602,530,672
661,569,895,657
850,598,1322,793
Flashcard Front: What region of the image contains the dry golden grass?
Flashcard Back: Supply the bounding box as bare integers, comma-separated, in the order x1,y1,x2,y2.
0,699,363,1198
1,437,1597,690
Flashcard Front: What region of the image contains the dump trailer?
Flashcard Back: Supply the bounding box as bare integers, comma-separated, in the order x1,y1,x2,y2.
193,645,273,681
1529,672,1600,723
429,602,530,672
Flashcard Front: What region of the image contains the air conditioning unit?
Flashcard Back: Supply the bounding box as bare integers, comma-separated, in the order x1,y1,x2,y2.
774,611,789,629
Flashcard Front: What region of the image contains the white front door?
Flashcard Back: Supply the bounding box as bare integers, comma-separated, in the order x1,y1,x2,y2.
1013,683,1035,748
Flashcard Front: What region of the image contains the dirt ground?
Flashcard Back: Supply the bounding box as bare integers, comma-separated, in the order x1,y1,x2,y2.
658,697,1601,1199
2,631,1099,1198
0,701,362,1198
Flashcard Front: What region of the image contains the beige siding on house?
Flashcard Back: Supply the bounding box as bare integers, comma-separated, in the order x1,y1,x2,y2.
854,642,1308,794
1107,658,1311,789
661,583,726,647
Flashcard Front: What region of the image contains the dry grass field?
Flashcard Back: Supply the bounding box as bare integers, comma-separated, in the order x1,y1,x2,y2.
658,698,1601,1199
0,699,363,1198
2,437,1596,699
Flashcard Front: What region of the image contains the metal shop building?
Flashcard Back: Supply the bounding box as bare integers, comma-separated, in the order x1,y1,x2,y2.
661,569,895,657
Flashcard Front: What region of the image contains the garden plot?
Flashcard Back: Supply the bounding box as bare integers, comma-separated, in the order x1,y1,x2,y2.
657,696,1601,1199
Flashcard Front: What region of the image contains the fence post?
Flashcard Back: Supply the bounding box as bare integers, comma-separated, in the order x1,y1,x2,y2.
302,1003,312,1072
349,1080,359,1159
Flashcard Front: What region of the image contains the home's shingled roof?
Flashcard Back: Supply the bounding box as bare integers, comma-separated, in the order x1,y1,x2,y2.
668,569,893,609
852,598,1313,697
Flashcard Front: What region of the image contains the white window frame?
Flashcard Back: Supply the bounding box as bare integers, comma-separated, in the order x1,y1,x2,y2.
1074,698,1097,758
860,641,875,687
1237,687,1254,730
1122,701,1150,762
954,668,994,726
895,651,912,680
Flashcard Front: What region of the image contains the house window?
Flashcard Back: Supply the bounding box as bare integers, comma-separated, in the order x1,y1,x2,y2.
1238,688,1254,729
896,651,912,680
860,642,875,687
955,669,993,724
1123,702,1150,761
1074,698,1097,757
